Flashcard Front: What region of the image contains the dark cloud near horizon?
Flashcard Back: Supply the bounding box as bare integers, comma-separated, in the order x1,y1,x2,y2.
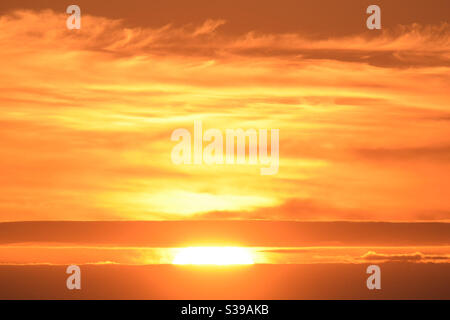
361,251,449,262
0,220,449,247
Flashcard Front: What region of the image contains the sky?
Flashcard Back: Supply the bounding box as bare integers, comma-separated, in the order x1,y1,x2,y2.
0,0,449,299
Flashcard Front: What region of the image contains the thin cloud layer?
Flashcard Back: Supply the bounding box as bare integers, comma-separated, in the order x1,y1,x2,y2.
361,251,450,263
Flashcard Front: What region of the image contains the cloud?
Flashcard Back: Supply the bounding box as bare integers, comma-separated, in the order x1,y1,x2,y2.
195,198,372,220
193,19,226,36
355,145,450,162
196,198,450,221
361,251,450,263
1,10,449,66
1,221,449,247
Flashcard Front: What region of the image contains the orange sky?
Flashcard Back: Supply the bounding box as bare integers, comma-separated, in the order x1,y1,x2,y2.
0,0,449,288
0,1,449,300
0,2,449,223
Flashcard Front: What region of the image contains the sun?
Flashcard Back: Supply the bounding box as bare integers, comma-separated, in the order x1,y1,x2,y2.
172,247,254,265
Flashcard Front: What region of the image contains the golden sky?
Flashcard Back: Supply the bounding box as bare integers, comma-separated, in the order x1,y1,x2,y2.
0,2,449,223
0,0,449,299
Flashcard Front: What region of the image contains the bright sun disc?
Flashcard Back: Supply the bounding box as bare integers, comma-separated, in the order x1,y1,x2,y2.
172,247,254,265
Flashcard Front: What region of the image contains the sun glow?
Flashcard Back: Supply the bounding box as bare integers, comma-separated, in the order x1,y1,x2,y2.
172,247,255,265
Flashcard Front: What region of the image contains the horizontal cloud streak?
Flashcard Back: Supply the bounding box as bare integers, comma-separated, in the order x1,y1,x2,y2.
1,221,449,247
361,251,450,262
